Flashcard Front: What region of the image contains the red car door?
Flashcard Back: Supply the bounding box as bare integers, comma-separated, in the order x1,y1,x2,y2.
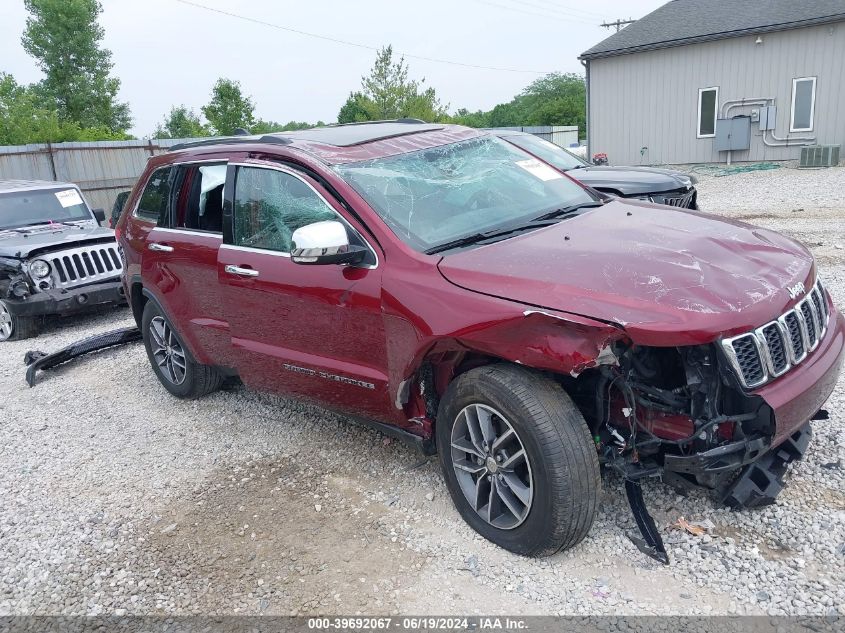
141,161,233,367
217,162,392,420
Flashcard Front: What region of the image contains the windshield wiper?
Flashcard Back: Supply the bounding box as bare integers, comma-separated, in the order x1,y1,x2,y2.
425,224,549,255
12,220,78,230
531,201,603,222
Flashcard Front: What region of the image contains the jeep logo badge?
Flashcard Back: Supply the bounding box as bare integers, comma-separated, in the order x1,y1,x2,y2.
787,282,806,299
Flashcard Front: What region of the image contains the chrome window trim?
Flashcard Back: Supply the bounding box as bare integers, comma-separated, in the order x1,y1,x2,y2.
155,227,223,239
220,244,290,259
228,161,379,270
722,279,830,389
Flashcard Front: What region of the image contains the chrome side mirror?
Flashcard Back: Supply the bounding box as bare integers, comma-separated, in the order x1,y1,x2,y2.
290,220,367,266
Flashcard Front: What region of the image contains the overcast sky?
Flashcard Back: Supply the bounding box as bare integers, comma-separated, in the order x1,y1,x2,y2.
1,0,665,137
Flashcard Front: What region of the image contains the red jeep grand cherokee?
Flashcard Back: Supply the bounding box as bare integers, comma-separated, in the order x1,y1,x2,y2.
118,121,843,558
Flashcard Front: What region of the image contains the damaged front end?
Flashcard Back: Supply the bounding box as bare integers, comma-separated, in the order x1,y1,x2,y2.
564,339,821,562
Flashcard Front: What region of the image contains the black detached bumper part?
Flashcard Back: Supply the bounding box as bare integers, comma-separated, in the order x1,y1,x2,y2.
4,281,125,317
25,326,142,386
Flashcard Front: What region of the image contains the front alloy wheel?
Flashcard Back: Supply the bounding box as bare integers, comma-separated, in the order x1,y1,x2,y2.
437,364,601,557
451,404,533,529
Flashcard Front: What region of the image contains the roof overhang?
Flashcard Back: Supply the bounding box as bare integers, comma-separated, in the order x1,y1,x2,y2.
579,14,845,61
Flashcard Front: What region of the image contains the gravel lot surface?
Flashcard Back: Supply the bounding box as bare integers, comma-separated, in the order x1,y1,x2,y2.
1,164,844,616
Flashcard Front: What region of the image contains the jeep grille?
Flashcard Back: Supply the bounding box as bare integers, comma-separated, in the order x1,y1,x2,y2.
649,189,696,208
45,244,122,289
721,279,830,389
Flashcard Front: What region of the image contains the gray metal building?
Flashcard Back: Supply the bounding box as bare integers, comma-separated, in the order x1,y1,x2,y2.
579,0,845,165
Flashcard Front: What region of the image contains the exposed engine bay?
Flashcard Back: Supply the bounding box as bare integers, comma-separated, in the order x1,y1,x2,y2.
564,342,817,562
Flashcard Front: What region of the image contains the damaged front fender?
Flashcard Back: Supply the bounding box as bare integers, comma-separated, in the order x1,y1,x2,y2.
390,302,627,423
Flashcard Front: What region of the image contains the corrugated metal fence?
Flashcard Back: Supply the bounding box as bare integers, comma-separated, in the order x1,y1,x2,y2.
0,126,582,213
0,138,192,213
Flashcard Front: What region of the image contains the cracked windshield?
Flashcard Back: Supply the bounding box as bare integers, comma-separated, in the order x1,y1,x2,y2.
335,135,596,252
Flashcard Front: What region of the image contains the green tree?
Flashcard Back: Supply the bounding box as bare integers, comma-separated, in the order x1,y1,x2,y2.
337,91,373,124
450,108,490,128
153,106,209,139
337,46,448,123
447,72,586,132
519,72,586,129
0,72,129,144
21,0,131,133
202,79,256,136
251,119,322,134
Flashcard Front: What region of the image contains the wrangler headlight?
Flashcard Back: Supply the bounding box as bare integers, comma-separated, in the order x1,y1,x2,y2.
29,259,51,279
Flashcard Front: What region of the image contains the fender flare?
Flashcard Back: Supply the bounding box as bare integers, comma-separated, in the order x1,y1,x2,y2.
138,286,204,360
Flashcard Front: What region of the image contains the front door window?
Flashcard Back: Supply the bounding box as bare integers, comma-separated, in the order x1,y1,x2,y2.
233,166,338,252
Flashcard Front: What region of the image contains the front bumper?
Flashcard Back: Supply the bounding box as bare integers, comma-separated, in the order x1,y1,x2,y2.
665,305,843,479
4,280,126,317
755,306,844,445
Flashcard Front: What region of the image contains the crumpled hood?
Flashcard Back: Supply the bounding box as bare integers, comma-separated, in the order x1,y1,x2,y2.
437,200,815,346
572,166,693,196
0,224,115,258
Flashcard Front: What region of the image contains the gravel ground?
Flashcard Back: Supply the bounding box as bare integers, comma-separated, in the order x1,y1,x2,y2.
1,164,844,616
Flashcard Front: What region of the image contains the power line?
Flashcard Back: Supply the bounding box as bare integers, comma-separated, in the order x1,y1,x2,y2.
507,0,609,21
471,0,597,24
173,0,554,74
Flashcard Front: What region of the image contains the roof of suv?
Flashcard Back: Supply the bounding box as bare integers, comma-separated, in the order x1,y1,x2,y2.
0,179,79,193
167,121,484,165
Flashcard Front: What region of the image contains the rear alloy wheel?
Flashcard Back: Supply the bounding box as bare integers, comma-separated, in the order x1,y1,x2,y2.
437,364,600,557
149,316,187,385
0,300,39,341
141,301,223,399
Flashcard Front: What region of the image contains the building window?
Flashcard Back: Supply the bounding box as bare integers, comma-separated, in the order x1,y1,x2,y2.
697,87,718,138
790,77,816,132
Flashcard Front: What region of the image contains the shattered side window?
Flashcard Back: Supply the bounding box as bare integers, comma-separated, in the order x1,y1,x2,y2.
233,167,337,253
334,136,595,252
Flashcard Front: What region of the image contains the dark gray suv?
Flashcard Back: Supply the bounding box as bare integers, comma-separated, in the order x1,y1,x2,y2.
493,130,698,209
0,180,125,341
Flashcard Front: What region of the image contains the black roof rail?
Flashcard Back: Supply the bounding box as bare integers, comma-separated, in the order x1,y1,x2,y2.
168,135,292,151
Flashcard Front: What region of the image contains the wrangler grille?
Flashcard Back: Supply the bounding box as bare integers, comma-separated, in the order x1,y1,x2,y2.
722,280,830,389
46,243,122,289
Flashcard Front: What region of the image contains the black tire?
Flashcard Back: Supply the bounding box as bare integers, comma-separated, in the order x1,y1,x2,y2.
0,300,40,341
141,300,223,399
437,363,600,557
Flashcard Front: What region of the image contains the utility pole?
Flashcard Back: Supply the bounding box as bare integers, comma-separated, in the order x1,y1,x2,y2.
600,18,635,32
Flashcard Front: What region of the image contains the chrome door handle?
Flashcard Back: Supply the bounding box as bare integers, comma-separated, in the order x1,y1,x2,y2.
225,265,259,277
148,243,174,252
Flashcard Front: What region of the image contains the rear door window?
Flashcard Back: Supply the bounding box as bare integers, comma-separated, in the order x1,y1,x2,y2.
173,163,227,233
135,166,173,224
